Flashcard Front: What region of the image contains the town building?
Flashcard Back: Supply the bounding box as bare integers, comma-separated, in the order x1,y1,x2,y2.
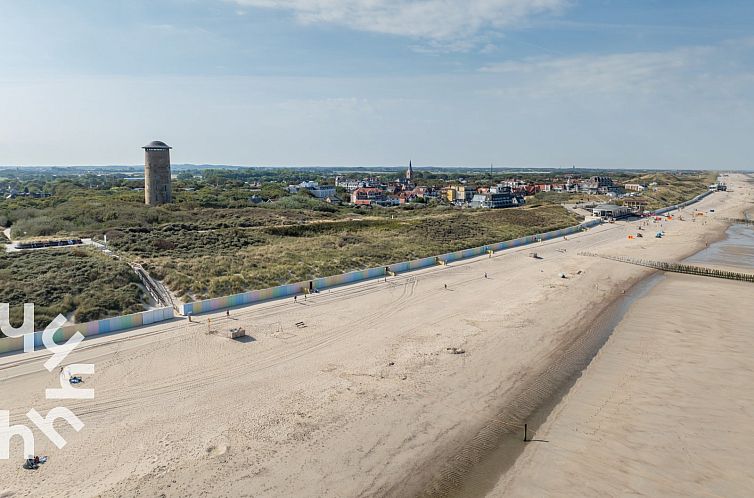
350,187,386,206
3,188,51,200
489,184,513,194
564,177,582,192
287,181,336,199
335,176,380,191
410,186,438,199
623,198,648,214
624,183,647,192
592,203,630,219
445,185,477,204
392,161,416,191
584,176,615,194
470,191,525,209
397,191,417,204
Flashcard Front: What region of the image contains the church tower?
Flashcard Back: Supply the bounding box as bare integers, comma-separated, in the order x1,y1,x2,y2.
406,160,414,181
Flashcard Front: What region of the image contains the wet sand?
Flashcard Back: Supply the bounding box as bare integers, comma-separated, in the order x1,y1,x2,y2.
493,273,754,497
493,180,754,497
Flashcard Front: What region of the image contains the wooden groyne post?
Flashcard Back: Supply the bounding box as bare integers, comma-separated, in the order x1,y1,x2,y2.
720,217,754,226
578,252,754,283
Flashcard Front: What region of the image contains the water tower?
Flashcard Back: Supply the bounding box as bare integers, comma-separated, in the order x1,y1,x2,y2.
143,140,172,206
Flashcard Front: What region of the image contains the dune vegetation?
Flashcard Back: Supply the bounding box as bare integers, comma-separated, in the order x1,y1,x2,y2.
109,205,582,301
0,247,145,333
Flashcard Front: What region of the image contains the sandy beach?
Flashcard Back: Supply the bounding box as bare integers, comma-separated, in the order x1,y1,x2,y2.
492,273,754,497
0,175,751,497
491,178,754,497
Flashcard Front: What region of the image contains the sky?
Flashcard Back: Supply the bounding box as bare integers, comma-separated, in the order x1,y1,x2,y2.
1,0,753,169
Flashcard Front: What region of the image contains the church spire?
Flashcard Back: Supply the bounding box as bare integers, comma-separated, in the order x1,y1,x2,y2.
406,160,413,181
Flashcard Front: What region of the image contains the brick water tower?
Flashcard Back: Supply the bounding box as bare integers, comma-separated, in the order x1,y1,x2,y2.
143,140,172,205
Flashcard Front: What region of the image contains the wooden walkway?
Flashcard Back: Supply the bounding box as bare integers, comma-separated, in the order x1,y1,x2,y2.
579,252,754,283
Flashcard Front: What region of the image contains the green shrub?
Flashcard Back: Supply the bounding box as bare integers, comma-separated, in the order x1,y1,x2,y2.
0,247,146,333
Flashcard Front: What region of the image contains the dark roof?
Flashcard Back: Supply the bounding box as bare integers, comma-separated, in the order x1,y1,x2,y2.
143,140,171,149
594,204,623,210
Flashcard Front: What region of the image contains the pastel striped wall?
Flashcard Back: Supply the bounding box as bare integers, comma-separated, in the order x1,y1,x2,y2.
438,246,488,264
388,256,437,274
0,335,24,355
313,266,386,290
0,307,175,356
182,281,311,315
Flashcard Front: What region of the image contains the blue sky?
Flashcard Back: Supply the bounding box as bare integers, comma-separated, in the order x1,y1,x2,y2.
1,0,753,169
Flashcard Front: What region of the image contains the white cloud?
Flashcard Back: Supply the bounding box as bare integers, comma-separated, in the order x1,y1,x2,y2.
479,47,711,95
231,0,568,48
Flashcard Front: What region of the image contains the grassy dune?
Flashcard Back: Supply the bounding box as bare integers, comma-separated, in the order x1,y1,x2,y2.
628,172,717,209
106,205,582,301
0,247,145,332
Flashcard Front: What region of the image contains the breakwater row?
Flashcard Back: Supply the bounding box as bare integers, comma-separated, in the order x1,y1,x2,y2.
579,251,754,283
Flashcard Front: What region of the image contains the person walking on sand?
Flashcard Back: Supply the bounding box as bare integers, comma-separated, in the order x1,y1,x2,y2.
294,295,297,303
484,272,488,279
226,310,229,318
444,283,447,290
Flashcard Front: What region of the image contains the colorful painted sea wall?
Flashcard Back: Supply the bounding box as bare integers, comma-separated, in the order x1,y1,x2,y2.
0,307,175,355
